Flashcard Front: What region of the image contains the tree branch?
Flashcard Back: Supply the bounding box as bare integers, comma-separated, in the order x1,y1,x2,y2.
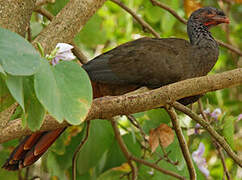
110,117,185,180
165,106,196,180
0,0,36,37
110,0,160,38
72,121,91,180
32,0,107,53
173,101,242,167
110,118,137,180
34,7,88,64
0,68,241,143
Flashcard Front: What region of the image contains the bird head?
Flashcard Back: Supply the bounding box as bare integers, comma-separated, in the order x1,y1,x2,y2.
189,7,229,28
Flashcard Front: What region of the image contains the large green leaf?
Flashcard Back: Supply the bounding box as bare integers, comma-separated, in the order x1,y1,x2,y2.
103,133,141,172
77,120,115,175
0,28,41,76
5,75,25,112
23,77,45,130
34,60,92,125
0,64,6,75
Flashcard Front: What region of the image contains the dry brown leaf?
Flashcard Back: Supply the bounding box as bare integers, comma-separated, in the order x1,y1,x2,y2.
149,128,160,153
184,0,202,17
233,0,242,4
149,124,174,153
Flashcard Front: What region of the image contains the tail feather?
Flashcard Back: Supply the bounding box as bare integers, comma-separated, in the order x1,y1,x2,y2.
2,127,66,171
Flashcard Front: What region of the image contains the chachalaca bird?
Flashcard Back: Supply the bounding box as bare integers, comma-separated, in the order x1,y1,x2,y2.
2,7,229,170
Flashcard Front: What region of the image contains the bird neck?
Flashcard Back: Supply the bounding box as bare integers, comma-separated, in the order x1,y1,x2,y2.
187,20,217,48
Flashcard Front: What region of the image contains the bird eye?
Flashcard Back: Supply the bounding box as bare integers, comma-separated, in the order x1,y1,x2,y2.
217,11,225,16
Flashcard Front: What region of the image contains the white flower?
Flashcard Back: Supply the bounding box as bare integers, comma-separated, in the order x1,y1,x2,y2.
51,43,76,66
192,143,209,177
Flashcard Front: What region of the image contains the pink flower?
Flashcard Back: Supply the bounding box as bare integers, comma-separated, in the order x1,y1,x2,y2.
210,108,222,121
51,43,76,66
194,123,201,134
238,114,242,121
192,143,209,177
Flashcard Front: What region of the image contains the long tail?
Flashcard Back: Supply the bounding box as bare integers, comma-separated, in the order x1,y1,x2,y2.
2,127,66,171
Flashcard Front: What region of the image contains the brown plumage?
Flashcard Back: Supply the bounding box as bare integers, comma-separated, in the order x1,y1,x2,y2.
2,7,229,171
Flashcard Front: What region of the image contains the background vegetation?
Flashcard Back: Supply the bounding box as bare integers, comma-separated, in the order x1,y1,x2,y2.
0,0,241,179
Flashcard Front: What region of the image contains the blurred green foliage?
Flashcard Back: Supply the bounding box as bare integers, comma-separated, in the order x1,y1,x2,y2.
0,0,241,179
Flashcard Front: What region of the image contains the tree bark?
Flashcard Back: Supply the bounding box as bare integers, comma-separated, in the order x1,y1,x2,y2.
0,68,241,143
0,0,36,37
32,0,107,53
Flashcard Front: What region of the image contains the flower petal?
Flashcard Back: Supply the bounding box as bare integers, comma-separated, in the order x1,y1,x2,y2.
56,43,74,53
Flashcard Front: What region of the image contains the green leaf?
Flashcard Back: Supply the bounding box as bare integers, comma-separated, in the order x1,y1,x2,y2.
143,108,170,134
77,120,115,175
0,64,6,75
75,14,107,47
103,133,141,171
5,75,25,112
98,169,126,180
47,151,68,180
46,0,69,15
222,116,235,149
0,76,15,112
34,60,92,125
23,77,45,130
0,28,41,76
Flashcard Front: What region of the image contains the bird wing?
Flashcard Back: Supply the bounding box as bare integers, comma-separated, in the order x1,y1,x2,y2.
83,37,192,88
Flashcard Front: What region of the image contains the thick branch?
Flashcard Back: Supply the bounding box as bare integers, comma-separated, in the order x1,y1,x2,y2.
0,68,241,143
32,0,107,53
0,0,36,37
34,7,88,64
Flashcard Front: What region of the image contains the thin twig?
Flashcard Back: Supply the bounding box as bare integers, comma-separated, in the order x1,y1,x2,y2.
217,40,242,56
27,26,32,42
110,0,160,38
127,115,149,158
71,43,88,64
198,99,209,122
127,115,148,143
149,0,242,56
150,0,187,24
110,118,138,180
36,0,54,7
34,7,53,21
131,156,186,180
72,121,91,180
165,106,196,180
195,99,233,178
110,118,185,180
214,141,231,180
173,101,242,167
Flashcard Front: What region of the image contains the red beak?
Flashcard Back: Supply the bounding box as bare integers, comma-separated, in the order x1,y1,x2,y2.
204,16,229,26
